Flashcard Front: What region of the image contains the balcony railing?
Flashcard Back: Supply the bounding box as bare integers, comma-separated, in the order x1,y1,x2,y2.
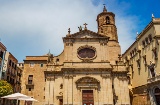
147,75,160,84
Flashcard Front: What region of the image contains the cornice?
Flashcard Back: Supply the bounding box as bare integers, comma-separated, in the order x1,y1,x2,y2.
63,29,109,39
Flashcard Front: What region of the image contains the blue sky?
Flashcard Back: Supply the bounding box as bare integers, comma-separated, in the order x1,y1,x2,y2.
0,0,160,62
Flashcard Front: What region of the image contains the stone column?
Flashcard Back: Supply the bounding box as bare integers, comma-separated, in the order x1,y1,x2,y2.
108,78,113,104
102,77,107,104
63,76,69,105
68,76,73,104
124,79,130,104
77,89,81,105
45,78,50,104
119,79,124,104
101,74,113,105
49,78,54,104
113,77,120,105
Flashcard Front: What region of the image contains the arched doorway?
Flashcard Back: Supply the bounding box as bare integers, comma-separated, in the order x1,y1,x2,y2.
154,87,160,105
76,77,100,105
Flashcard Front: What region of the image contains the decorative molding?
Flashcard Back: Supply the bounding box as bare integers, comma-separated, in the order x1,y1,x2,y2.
99,39,108,45
64,75,73,79
101,74,111,78
64,39,74,46
46,77,55,81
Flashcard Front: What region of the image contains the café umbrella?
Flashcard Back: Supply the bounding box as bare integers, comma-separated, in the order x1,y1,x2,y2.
1,93,33,104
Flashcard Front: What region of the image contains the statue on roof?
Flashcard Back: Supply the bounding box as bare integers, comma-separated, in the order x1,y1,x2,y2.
78,26,82,32
47,50,54,64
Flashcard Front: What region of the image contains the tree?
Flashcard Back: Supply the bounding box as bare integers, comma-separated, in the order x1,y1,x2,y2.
0,80,13,97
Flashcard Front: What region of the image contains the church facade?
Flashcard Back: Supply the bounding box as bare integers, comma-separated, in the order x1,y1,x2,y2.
21,6,130,105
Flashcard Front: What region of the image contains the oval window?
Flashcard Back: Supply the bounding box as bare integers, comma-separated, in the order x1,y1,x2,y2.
78,48,95,59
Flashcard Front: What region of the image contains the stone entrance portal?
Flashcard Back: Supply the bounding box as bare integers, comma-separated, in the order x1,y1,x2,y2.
82,90,94,105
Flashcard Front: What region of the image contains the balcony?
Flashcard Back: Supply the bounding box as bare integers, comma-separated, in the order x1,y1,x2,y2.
147,75,160,84
25,81,34,86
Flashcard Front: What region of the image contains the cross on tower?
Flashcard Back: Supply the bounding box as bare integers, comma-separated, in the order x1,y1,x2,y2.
103,4,107,12
83,23,88,30
68,28,71,34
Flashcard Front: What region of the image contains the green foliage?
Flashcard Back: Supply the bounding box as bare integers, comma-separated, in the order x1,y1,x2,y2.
0,80,13,97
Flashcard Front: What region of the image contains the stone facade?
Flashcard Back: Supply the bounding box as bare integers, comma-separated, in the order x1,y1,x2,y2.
122,17,160,105
21,6,130,105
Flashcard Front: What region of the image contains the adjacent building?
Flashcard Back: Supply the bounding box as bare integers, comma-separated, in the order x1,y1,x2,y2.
0,42,7,79
0,42,23,105
122,17,160,105
21,6,131,105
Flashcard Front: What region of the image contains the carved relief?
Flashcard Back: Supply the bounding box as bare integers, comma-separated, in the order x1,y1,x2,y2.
76,77,100,89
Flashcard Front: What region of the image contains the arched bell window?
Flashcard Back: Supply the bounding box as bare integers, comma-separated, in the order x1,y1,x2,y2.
106,16,110,24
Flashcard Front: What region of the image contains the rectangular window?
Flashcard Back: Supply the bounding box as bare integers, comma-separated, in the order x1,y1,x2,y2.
142,40,145,48
29,88,31,91
145,38,149,44
0,51,3,59
28,75,33,84
137,59,141,69
9,60,12,66
30,62,34,67
40,63,43,67
149,34,152,42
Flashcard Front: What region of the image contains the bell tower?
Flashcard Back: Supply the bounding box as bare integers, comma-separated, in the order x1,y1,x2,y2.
97,5,118,41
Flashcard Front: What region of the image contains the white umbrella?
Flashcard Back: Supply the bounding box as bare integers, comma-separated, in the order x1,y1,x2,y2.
1,93,31,105
18,97,38,101
1,93,30,99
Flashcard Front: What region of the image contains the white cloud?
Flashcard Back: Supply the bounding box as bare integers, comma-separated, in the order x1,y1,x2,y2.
0,0,140,61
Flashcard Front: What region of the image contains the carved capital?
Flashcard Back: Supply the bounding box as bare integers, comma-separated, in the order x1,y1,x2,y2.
46,77,55,81
64,75,73,79
101,74,111,78
118,76,127,80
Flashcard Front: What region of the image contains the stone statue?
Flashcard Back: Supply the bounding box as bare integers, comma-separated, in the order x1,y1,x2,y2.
78,26,82,32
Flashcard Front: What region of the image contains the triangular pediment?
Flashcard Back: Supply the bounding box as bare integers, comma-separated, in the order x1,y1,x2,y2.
64,29,109,39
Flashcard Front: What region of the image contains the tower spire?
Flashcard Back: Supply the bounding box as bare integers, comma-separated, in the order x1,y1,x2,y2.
103,4,107,12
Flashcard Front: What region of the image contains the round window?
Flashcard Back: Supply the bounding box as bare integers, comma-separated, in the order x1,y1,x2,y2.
78,48,95,59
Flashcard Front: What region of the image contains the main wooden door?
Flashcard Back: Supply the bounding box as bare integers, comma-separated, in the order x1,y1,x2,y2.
82,90,94,105
155,95,160,105
59,99,63,105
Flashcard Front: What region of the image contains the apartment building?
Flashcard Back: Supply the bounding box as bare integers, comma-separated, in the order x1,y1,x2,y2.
122,17,160,105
